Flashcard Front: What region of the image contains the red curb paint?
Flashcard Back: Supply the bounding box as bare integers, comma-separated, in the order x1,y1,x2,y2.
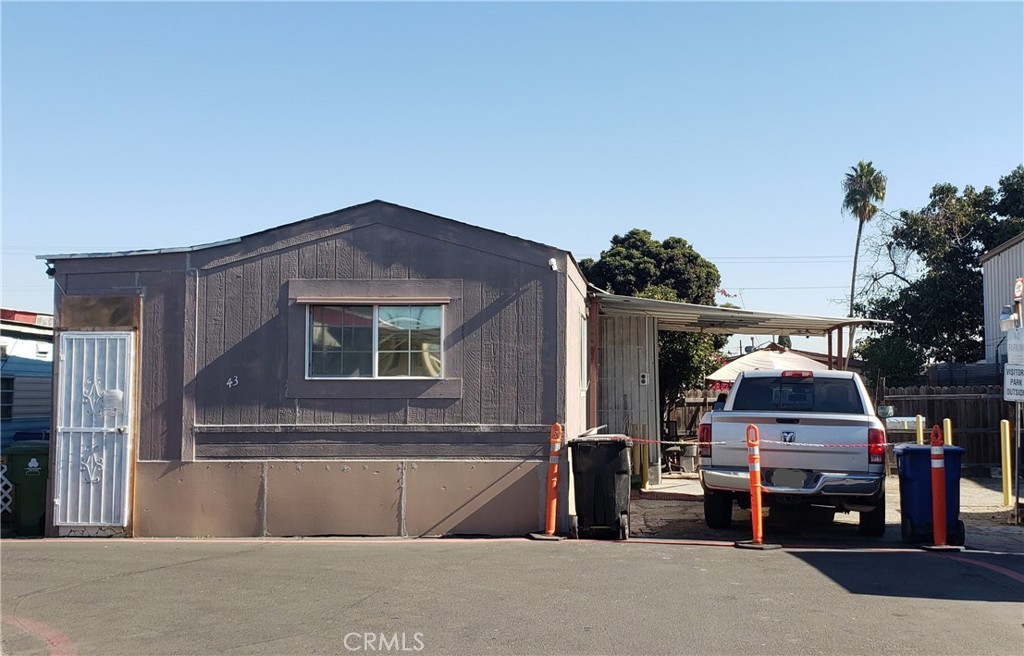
943,554,1024,585
2,616,78,656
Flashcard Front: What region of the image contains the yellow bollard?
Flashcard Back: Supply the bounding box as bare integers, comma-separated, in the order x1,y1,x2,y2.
1001,420,1013,507
942,418,953,446
916,415,925,445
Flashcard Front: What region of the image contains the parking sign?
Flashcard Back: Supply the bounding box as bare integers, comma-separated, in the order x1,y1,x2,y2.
1008,328,1024,365
1003,364,1024,401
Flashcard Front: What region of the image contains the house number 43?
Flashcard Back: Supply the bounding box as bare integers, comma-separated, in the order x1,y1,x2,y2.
226,376,239,388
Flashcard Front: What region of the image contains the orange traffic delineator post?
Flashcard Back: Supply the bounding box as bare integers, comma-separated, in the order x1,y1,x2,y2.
922,424,963,552
544,423,564,535
747,424,764,544
735,424,780,551
930,424,947,546
529,423,565,541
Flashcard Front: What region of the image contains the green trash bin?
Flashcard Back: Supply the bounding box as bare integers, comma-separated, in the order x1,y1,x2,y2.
5,440,50,537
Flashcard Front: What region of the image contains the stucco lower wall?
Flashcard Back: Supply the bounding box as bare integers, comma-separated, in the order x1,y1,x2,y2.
134,461,265,537
133,459,544,538
405,461,544,537
265,461,402,536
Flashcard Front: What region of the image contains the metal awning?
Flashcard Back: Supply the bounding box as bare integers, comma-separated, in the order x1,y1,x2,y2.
593,292,890,336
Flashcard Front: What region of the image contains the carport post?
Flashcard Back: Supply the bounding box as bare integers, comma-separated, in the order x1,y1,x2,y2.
837,329,844,371
588,295,600,429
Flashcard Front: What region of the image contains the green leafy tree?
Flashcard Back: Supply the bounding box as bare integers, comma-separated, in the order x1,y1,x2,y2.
580,229,726,417
777,335,792,349
859,165,1024,363
842,161,888,318
855,335,926,390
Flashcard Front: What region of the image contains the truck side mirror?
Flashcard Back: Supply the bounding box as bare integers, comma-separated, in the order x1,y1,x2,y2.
876,405,895,418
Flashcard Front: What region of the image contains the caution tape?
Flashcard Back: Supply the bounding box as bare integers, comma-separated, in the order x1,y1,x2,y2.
599,435,873,448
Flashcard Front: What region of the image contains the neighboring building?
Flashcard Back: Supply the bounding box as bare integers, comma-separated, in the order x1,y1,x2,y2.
982,231,1024,364
0,309,54,448
41,201,588,537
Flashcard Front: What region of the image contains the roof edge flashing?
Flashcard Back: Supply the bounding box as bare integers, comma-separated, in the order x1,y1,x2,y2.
38,237,243,261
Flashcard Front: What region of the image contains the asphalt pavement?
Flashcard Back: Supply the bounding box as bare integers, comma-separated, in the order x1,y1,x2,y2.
2,473,1022,655
2,534,1022,656
636,472,1024,553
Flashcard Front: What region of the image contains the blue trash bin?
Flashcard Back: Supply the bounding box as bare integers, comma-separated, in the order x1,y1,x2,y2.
894,444,966,545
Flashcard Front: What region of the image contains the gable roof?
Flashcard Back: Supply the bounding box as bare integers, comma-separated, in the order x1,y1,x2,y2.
37,200,570,262
980,230,1024,264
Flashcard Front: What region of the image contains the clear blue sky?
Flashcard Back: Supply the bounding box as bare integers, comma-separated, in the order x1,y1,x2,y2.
3,1,1022,355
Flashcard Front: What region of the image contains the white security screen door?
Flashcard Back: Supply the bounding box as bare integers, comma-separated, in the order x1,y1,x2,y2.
54,331,135,527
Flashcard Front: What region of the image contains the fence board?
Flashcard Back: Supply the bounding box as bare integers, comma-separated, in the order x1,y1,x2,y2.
882,385,1011,468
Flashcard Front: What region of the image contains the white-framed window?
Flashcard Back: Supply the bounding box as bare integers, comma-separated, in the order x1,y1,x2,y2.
307,305,443,379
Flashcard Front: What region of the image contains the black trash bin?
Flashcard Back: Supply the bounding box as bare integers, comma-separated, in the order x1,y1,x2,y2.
568,436,632,540
894,444,966,545
5,440,50,537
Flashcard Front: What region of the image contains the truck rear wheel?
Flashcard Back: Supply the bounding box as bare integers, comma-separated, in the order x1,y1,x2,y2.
858,495,886,537
704,490,733,529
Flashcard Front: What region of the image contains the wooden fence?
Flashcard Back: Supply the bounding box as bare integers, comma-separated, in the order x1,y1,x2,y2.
669,385,1013,468
668,390,721,438
882,385,1013,468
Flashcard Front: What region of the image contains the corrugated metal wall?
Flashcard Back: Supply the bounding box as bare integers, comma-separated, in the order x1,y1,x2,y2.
983,237,1024,363
10,378,51,418
597,313,659,451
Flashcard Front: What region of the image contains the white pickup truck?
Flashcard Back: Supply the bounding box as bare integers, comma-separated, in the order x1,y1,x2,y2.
698,369,888,537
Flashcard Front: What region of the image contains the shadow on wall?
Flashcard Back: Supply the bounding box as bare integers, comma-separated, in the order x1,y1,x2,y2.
406,459,544,537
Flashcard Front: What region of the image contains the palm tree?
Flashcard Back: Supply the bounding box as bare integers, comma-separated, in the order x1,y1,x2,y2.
842,161,887,316
842,161,886,363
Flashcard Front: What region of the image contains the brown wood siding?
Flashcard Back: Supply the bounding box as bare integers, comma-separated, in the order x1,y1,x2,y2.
192,219,560,437
137,272,185,460
50,201,568,460
194,430,548,459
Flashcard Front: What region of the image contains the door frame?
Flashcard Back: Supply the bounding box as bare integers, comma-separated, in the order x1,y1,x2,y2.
48,328,140,536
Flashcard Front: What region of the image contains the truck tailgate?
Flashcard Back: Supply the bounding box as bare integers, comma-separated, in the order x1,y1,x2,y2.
711,412,873,472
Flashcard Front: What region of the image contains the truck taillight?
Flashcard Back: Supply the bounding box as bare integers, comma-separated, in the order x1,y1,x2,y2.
698,423,712,458
868,428,886,464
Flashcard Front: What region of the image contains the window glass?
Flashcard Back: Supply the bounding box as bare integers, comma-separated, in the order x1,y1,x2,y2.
309,305,441,379
309,306,373,377
1,377,13,420
731,377,863,413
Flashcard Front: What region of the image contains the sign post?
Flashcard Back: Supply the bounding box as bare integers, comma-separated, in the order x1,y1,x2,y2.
1005,279,1024,525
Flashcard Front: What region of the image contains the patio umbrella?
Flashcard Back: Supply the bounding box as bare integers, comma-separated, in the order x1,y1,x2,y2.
706,349,829,383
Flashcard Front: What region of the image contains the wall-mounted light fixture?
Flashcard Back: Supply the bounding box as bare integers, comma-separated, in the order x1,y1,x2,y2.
1000,304,1019,332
